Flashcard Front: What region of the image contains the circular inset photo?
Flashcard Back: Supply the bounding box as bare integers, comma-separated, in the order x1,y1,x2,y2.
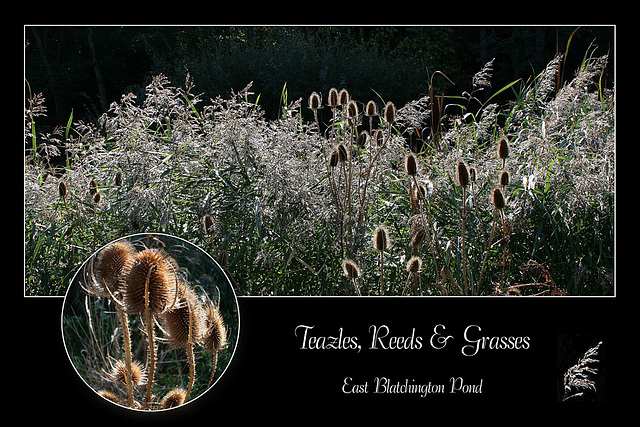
61,233,239,411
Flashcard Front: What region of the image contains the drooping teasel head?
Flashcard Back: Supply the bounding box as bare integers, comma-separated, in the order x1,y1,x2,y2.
373,225,391,252
342,259,362,280
107,358,147,387
338,88,350,106
500,170,510,187
203,301,228,354
383,101,396,124
328,88,339,108
406,256,423,273
365,100,378,117
122,248,179,315
498,136,509,162
308,91,322,110
405,153,418,176
492,188,506,211
160,387,187,409
95,240,137,295
456,161,470,188
159,281,207,347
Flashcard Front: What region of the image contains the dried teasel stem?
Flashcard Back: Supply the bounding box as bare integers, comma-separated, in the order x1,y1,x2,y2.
373,226,391,294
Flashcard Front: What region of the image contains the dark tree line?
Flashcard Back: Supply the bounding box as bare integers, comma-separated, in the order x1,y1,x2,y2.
25,26,614,125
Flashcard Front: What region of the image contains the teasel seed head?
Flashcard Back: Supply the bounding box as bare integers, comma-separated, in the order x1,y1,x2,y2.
160,387,187,409
159,281,207,347
329,148,339,167
357,131,368,149
346,100,358,120
89,179,98,196
122,248,179,315
411,228,427,248
373,225,391,252
500,170,510,187
58,181,67,200
93,191,101,204
373,129,385,147
338,88,350,106
336,143,348,163
365,100,378,117
202,214,216,235
328,88,339,108
406,256,423,273
342,259,362,280
308,91,322,110
203,302,228,353
498,136,509,161
115,170,123,186
107,358,147,386
405,153,418,176
469,166,477,183
456,161,470,187
492,188,506,210
99,390,124,406
383,101,396,124
95,240,137,295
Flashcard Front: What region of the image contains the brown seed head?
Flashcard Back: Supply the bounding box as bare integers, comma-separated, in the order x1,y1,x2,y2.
492,188,506,210
469,167,477,183
357,131,368,149
58,181,67,199
115,171,123,186
346,100,358,120
108,359,146,386
122,248,179,315
328,88,339,108
500,170,510,187
406,256,423,273
365,100,378,117
160,387,187,409
342,259,361,280
329,149,339,167
337,143,348,163
89,179,98,196
309,91,321,110
95,240,137,295
498,136,509,160
203,303,228,353
457,161,470,187
338,89,350,106
405,153,418,176
202,214,215,235
373,129,385,147
383,101,396,124
373,225,391,252
159,281,207,347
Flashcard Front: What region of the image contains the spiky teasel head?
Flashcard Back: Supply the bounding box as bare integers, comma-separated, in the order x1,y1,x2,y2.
328,148,339,167
342,259,362,280
346,100,358,121
357,130,368,150
338,88,350,106
469,166,477,183
122,248,179,315
456,161,470,187
499,170,510,187
492,188,506,211
106,358,147,386
99,390,125,406
58,181,67,200
373,129,385,147
406,256,423,273
405,153,418,176
89,179,98,196
336,143,348,163
203,301,228,354
160,387,188,409
373,225,391,252
411,228,427,249
94,240,137,295
159,281,207,347
365,100,378,117
497,136,509,163
308,91,322,110
383,101,396,124
328,88,339,108
115,170,123,186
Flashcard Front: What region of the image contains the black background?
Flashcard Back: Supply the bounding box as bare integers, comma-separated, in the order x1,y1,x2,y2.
23,294,621,422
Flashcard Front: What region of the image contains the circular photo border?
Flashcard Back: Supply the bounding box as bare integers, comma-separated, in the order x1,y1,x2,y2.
61,233,239,411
